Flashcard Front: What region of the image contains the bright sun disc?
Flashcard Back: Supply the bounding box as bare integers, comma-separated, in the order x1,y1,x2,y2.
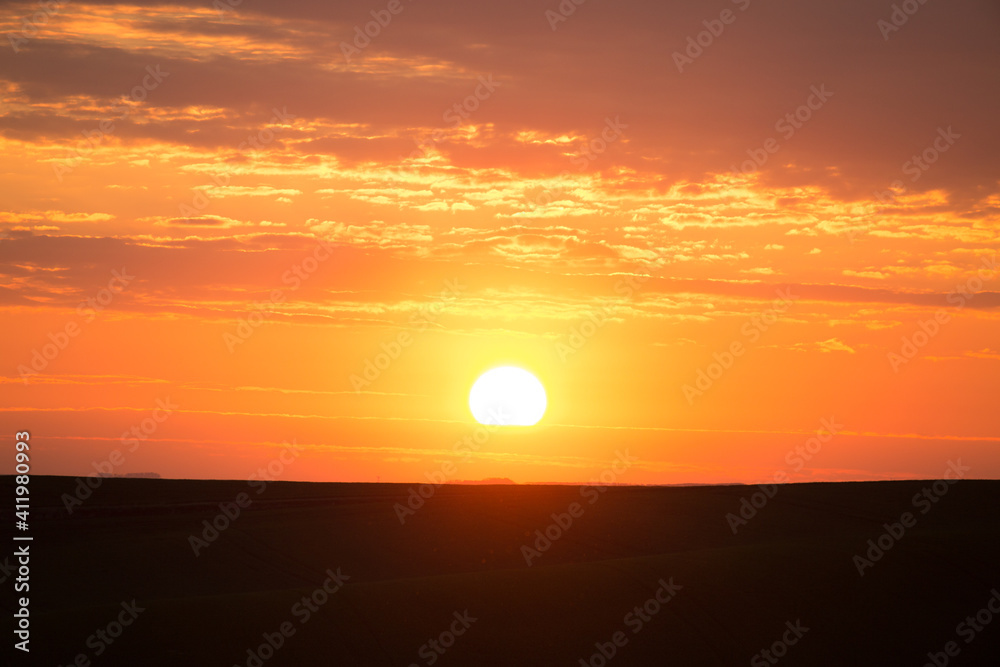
469,366,547,426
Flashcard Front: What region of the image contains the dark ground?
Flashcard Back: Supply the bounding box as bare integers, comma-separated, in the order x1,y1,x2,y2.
3,476,999,665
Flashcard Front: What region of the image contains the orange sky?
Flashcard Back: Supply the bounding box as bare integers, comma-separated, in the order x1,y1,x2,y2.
2,0,999,484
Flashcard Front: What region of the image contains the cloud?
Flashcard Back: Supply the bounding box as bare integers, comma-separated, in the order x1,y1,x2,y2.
145,215,248,228
2,0,997,206
0,210,114,224
784,337,856,354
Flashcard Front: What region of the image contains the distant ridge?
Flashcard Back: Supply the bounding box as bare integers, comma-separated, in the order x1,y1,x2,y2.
96,472,162,479
446,477,516,485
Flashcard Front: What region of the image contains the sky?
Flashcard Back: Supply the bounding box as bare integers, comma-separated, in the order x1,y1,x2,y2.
1,0,999,485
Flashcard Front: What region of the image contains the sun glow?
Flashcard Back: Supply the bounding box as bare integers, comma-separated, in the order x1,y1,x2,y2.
468,366,547,426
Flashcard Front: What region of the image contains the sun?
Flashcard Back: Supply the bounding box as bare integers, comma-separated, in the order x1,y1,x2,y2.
469,366,547,426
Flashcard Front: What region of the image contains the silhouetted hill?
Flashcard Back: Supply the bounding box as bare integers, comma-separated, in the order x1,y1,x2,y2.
447,477,517,485
5,476,999,665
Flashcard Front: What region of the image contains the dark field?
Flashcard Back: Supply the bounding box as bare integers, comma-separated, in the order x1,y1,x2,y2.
4,476,1000,665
